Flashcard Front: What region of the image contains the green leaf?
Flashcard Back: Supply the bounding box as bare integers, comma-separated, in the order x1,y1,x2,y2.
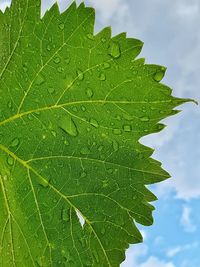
0,1,195,266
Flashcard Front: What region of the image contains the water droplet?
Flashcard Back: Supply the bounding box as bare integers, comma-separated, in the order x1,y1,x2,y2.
84,260,92,267
77,69,84,81
87,33,94,40
38,178,49,188
59,23,64,30
92,251,100,263
36,257,43,267
107,168,113,174
108,41,121,58
123,113,133,121
7,101,12,109
23,65,28,72
51,131,57,137
112,140,119,151
11,138,20,147
79,237,86,248
113,128,122,135
132,195,137,200
61,207,70,222
102,62,111,69
80,171,87,178
123,125,132,132
81,106,86,112
153,67,166,82
140,116,150,122
86,88,93,98
27,114,34,121
99,73,106,81
64,139,69,145
46,44,51,51
7,156,14,166
98,145,104,152
53,57,60,64
80,147,90,155
90,118,99,128
59,115,78,137
35,74,45,85
57,67,64,73
72,107,78,112
101,228,106,235
48,87,55,94
65,58,70,64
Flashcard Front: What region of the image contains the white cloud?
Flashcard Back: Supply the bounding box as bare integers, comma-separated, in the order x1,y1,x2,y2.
139,257,175,267
167,242,198,258
176,1,199,18
121,244,148,267
0,0,11,11
121,243,176,267
86,0,129,23
180,205,197,233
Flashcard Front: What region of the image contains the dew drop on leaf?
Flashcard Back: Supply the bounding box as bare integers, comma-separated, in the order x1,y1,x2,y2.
123,125,132,132
108,41,121,58
65,58,70,64
112,140,119,151
113,128,122,135
48,87,55,94
80,171,87,178
80,147,90,155
140,116,150,122
89,118,99,128
7,101,12,109
81,106,86,112
87,33,94,40
57,67,64,73
46,44,51,51
102,62,111,69
72,107,78,112
77,69,84,81
98,145,104,152
92,251,100,263
7,156,14,166
51,131,57,137
59,115,78,137
36,257,43,267
35,74,45,85
38,178,49,188
59,23,64,30
61,207,70,222
53,57,61,64
99,73,106,81
153,67,166,82
101,228,106,235
27,114,34,121
86,88,93,98
64,139,69,145
11,138,20,147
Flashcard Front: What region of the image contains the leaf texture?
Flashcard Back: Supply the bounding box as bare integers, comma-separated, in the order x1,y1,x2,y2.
0,1,193,266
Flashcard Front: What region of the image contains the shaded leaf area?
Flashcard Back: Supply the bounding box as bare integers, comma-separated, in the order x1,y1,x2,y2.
0,1,192,266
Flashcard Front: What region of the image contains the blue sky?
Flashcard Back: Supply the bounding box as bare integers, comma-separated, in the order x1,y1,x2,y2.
1,1,199,266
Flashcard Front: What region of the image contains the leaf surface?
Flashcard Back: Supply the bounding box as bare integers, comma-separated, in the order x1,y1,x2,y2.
0,1,192,266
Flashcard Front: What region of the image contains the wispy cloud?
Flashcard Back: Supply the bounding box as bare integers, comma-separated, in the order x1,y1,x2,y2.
180,205,197,233
167,242,199,258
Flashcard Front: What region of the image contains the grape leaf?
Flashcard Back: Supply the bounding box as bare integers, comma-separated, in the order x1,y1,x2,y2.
0,1,194,266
